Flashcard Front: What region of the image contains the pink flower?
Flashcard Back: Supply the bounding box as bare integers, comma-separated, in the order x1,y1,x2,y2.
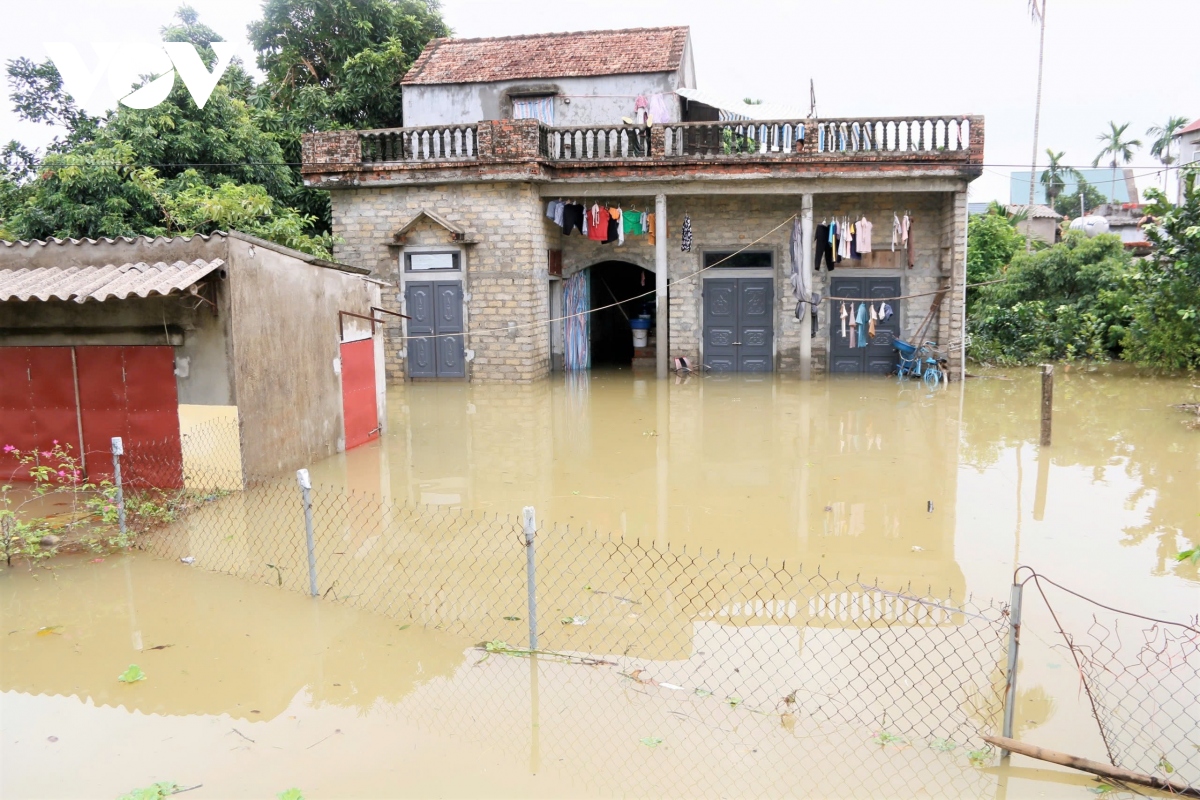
57,470,66,477
41,451,52,458
52,439,58,445
2,445,14,453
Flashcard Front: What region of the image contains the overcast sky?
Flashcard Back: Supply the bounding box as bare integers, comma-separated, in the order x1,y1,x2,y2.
3,0,1197,203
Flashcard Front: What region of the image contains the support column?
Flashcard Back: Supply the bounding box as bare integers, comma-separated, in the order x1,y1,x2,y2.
800,195,814,380
655,193,669,379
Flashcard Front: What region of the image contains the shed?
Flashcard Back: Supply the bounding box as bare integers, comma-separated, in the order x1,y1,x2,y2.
0,231,387,487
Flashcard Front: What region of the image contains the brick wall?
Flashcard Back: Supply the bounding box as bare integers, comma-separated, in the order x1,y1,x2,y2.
330,182,550,383
556,190,967,378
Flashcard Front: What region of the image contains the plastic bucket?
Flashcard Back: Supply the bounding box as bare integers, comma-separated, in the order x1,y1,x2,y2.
632,329,649,348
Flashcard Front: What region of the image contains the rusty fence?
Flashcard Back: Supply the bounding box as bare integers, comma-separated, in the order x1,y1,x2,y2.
22,419,1196,797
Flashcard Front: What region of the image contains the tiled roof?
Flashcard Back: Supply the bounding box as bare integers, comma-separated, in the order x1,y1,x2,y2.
1179,118,1200,135
401,27,689,86
0,259,224,303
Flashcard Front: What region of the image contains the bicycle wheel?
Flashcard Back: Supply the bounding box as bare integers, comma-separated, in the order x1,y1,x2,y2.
922,366,941,388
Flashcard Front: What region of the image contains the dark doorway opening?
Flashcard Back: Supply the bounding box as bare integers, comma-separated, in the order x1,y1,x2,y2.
588,261,654,367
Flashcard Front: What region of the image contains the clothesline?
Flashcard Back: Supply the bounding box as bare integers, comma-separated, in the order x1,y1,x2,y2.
823,278,1007,304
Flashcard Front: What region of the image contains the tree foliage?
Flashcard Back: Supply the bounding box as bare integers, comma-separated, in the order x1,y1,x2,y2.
1,2,449,256
968,232,1134,365
1123,167,1200,369
1053,179,1106,219
965,210,1024,315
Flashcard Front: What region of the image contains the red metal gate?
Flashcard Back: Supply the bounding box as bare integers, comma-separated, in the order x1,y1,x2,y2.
340,338,379,450
0,346,181,487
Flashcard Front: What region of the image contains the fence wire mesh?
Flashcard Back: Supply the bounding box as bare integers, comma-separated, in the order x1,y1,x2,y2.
1019,569,1200,794
24,423,1198,796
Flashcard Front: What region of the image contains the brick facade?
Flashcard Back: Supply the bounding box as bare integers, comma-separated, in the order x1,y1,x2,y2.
331,182,550,383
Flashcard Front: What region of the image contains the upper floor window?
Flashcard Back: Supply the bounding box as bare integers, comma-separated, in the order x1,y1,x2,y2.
512,96,555,125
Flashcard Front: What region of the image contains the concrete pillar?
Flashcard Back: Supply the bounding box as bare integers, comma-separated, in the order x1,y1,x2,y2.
800,194,814,380
655,193,668,379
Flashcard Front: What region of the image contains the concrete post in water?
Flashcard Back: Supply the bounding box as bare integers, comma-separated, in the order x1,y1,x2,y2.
523,506,538,651
800,194,814,381
1001,580,1024,757
1040,364,1054,446
111,437,126,540
297,468,317,597
655,193,668,380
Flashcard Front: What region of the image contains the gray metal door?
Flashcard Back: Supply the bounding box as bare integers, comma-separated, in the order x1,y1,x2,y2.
828,277,901,375
405,280,465,379
703,277,774,373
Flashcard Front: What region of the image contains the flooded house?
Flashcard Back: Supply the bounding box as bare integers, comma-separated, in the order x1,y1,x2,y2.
0,232,386,485
302,26,984,383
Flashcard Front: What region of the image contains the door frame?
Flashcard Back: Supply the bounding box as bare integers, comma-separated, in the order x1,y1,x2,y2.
701,272,777,373
399,244,469,380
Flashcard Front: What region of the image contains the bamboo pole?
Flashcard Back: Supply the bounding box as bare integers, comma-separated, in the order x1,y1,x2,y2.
1040,364,1054,446
983,736,1200,797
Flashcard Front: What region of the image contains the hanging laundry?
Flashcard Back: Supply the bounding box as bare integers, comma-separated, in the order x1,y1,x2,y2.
586,204,606,242
849,221,861,260
680,213,693,252
790,217,813,322
633,95,649,125
868,303,878,338
815,222,836,271
614,206,626,245
848,301,858,347
855,302,870,348
561,203,585,235
639,211,648,235
605,209,620,244
647,213,656,245
623,209,644,236
581,213,588,237
879,302,894,321
647,93,672,124
892,213,901,251
856,216,873,254
546,199,563,225
840,301,848,339
904,215,915,268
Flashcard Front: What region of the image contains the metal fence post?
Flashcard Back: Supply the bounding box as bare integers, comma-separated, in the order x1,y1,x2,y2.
111,437,126,539
523,506,537,651
1001,580,1025,757
297,469,317,597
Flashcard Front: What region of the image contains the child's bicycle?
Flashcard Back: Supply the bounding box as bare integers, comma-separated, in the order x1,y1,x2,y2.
893,339,946,388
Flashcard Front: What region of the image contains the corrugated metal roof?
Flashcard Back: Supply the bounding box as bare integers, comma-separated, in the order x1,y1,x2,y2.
0,259,224,303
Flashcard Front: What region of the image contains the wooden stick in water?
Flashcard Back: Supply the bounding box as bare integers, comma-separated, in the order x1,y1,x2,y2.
983,736,1199,797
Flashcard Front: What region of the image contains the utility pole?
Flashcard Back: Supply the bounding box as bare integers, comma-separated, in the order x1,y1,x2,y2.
1026,0,1048,252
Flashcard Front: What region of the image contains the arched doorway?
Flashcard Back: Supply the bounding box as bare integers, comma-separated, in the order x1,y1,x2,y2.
588,261,655,367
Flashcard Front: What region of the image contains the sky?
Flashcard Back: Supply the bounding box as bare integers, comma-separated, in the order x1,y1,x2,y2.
2,0,1198,204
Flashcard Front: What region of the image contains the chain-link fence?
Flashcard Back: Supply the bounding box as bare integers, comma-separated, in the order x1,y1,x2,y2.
1011,568,1200,794
22,423,1199,796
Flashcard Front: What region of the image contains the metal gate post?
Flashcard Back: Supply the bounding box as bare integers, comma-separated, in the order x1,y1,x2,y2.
111,437,126,540
1001,580,1024,757
297,469,317,597
523,506,538,651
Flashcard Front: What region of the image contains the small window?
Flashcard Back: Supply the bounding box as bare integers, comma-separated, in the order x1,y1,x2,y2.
703,250,774,269
405,251,460,272
511,96,555,125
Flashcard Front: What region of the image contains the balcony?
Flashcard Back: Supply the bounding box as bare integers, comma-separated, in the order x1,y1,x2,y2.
302,115,983,185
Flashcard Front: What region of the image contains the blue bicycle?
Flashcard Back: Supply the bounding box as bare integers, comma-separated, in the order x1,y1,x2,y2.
893,339,945,387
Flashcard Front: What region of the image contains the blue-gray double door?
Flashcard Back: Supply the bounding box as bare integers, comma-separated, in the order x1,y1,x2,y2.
703,277,774,372
828,276,901,374
405,280,465,379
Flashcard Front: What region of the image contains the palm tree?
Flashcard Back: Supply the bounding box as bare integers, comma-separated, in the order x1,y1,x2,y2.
1147,116,1189,193
1039,149,1081,208
1093,121,1142,207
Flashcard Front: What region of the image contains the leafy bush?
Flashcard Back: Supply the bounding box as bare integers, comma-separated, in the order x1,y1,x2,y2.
1123,168,1200,370
967,232,1133,365
966,211,1025,315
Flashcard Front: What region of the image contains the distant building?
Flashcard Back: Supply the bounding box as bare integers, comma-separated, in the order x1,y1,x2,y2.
1086,203,1151,251
1173,118,1200,203
1005,204,1062,243
967,202,992,216
1010,168,1138,207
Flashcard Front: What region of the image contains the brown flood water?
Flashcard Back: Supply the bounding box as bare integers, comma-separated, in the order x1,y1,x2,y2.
3,365,1197,798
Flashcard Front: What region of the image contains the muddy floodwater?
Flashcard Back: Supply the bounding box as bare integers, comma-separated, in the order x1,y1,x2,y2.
3,365,1197,798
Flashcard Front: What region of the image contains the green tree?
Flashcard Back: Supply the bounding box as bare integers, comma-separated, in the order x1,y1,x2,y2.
1093,121,1142,204
1146,115,1190,192
967,232,1133,365
1039,149,1080,208
966,209,1025,315
248,0,450,131
1053,178,1105,219
1123,166,1200,369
